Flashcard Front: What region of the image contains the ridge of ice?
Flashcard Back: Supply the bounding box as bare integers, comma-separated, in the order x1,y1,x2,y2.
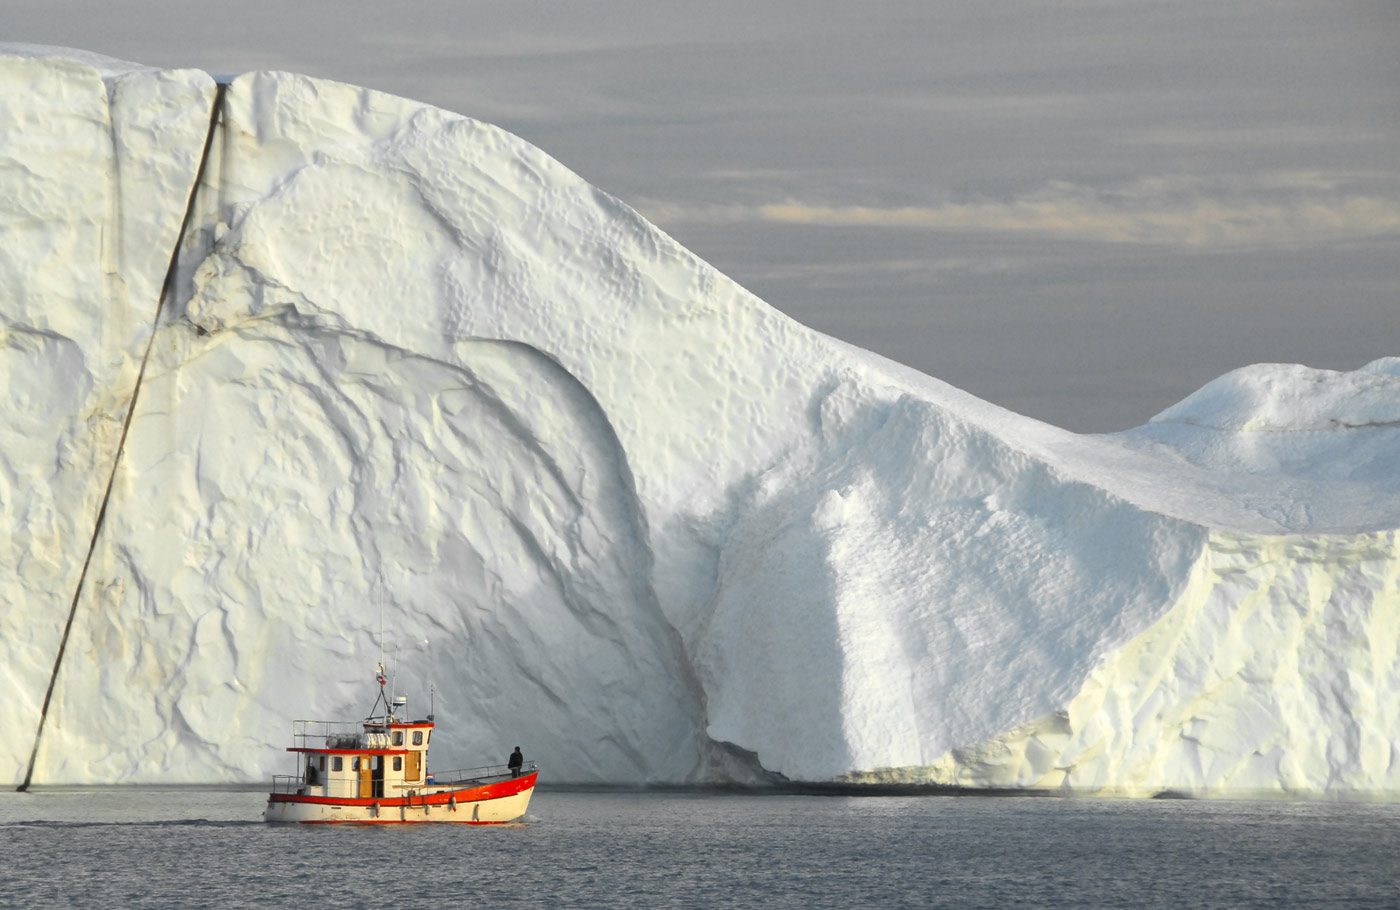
2,46,1397,795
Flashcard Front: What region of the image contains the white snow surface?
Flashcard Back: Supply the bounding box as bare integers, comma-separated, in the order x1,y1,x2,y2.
3,46,1398,794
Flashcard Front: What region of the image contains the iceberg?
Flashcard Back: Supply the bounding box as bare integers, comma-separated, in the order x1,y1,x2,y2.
3,45,1397,795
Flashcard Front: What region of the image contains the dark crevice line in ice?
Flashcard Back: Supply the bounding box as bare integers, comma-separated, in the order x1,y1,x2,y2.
17,82,228,793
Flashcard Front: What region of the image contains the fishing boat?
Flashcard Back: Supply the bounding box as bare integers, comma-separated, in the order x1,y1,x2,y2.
263,664,538,824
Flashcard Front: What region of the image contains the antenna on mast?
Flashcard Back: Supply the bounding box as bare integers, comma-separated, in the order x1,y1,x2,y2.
427,637,435,721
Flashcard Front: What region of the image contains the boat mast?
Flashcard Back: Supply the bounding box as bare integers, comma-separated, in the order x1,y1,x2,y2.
366,573,393,721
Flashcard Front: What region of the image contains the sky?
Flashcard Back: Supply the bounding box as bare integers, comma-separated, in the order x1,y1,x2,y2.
6,0,1398,431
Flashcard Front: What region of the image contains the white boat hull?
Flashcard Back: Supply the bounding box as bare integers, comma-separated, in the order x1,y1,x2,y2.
264,772,536,824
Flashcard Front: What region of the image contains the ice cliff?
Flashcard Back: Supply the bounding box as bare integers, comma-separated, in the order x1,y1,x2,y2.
3,46,1398,796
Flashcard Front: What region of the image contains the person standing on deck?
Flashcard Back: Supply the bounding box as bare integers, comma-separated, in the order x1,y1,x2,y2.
509,747,523,777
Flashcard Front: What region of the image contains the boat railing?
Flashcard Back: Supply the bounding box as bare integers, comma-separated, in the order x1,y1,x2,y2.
271,774,364,799
270,774,306,795
428,761,538,787
290,719,375,750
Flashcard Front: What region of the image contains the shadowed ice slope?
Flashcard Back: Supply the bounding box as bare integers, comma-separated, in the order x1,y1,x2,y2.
2,46,1398,793
35,316,708,783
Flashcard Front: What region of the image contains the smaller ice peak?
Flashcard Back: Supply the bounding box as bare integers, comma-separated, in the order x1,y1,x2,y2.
1149,361,1400,433
1361,356,1400,377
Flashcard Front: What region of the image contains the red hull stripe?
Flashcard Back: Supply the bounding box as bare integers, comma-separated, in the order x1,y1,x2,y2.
301,819,512,825
287,747,413,756
268,772,536,807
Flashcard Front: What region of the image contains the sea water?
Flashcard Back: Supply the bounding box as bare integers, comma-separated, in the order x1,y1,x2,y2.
2,788,1398,908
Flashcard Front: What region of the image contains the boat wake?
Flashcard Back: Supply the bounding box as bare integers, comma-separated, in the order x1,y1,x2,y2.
0,819,264,829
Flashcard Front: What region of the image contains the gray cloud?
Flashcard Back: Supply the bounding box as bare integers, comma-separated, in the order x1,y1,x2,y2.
643,173,1400,247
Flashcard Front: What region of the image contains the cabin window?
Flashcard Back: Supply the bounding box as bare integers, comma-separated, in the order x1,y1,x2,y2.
393,756,403,771
412,731,424,745
319,756,327,771
393,731,403,746
332,757,343,772
352,757,360,772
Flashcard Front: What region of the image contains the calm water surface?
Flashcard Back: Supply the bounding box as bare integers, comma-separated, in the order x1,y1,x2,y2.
2,787,1398,908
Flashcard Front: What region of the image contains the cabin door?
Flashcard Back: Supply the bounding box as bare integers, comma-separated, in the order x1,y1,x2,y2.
371,756,385,799
405,751,422,782
358,756,373,798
